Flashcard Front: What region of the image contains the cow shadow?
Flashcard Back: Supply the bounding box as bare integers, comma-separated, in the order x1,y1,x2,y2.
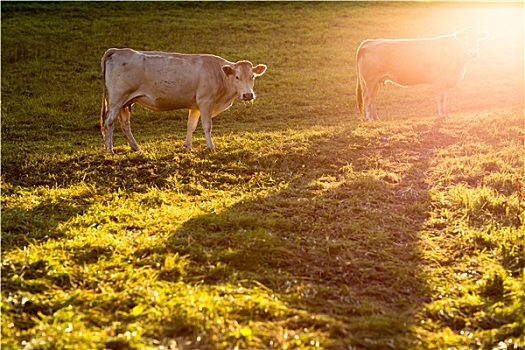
2,116,459,348
124,120,457,348
1,193,93,252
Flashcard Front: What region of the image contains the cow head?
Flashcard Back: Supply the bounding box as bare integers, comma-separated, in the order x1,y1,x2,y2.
222,61,267,101
455,27,489,60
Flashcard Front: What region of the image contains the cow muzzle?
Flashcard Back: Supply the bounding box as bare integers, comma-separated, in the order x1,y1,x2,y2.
242,92,255,101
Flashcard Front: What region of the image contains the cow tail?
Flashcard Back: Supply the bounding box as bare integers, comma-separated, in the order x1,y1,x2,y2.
100,54,108,136
100,49,114,136
356,43,364,115
356,71,363,114
100,83,107,137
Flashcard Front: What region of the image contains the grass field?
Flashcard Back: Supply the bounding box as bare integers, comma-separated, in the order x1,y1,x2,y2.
1,2,524,349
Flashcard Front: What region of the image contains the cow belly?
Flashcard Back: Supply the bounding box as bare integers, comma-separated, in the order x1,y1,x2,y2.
133,94,197,112
386,66,463,88
374,42,463,87
379,59,435,86
383,73,431,86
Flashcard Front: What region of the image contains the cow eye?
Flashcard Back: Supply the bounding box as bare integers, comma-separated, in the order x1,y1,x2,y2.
235,76,240,80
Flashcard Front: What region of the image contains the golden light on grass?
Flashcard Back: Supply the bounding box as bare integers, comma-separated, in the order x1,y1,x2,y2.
2,3,524,349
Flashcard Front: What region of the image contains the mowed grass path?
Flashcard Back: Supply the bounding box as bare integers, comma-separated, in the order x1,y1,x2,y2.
1,2,523,349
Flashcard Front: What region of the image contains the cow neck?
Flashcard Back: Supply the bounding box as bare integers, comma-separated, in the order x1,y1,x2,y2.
220,73,238,105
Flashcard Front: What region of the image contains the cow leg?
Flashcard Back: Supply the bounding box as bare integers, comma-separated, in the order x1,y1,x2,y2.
103,106,120,154
442,90,450,118
184,109,201,151
200,107,215,150
435,87,449,118
118,106,140,151
364,81,381,121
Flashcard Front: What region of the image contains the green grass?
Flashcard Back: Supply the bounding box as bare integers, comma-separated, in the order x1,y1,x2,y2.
1,2,524,349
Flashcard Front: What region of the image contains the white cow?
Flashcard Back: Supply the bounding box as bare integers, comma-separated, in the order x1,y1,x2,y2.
100,48,267,153
356,27,488,120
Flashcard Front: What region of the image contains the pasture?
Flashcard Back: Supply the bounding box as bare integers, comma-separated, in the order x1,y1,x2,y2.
1,2,524,349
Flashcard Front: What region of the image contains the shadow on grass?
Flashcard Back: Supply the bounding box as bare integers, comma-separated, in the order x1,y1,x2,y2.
153,153,434,348
2,117,461,348
1,196,86,252
126,120,459,348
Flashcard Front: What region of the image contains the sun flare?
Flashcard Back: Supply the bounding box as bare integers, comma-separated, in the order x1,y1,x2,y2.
464,4,524,83
416,3,524,106
472,4,524,44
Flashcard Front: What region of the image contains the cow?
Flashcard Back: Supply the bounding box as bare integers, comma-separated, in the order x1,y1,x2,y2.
100,48,267,153
356,27,489,120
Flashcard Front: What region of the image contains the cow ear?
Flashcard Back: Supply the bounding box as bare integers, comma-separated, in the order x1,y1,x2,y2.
478,31,489,41
222,65,235,76
253,64,267,77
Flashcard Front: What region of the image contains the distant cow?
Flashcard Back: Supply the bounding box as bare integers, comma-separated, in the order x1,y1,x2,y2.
100,48,267,153
356,27,488,120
